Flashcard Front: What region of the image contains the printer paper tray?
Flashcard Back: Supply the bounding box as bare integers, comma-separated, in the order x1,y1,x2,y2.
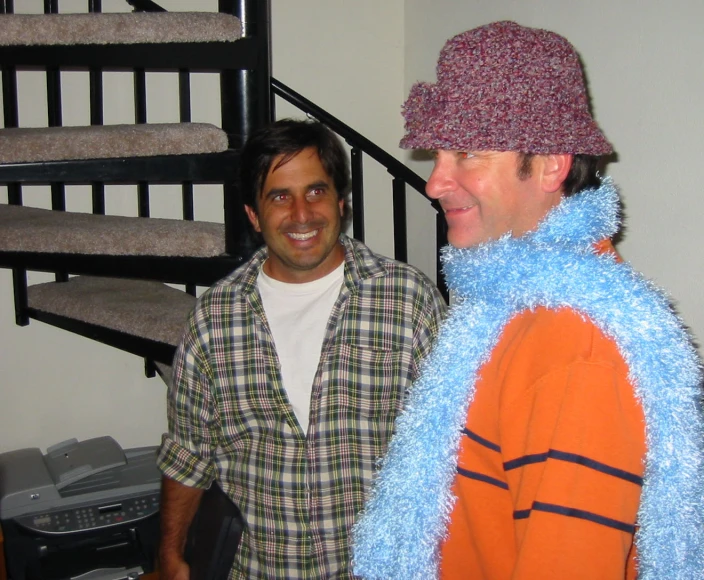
2,513,159,580
34,528,144,580
70,566,143,580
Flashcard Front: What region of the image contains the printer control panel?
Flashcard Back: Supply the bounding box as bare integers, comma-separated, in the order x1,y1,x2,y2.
14,491,160,535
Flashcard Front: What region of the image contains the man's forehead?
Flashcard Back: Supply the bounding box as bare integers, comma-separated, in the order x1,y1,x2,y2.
260,148,332,194
269,148,311,173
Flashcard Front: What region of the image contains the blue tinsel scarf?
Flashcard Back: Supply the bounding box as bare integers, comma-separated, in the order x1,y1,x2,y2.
352,179,704,579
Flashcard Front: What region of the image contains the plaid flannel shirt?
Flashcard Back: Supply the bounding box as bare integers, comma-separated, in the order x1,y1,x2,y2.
158,235,447,579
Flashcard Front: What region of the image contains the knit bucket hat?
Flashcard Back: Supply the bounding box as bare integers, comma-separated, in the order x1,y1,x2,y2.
400,21,612,155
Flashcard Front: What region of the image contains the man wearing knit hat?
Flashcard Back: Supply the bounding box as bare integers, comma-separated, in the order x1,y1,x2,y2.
353,21,704,580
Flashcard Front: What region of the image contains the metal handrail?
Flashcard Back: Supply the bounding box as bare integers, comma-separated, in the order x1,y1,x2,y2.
271,77,447,298
272,78,438,209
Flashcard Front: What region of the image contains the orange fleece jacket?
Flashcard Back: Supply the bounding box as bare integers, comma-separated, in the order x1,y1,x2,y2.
439,301,646,579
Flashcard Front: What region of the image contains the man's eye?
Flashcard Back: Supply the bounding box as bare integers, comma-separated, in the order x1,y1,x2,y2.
458,151,473,160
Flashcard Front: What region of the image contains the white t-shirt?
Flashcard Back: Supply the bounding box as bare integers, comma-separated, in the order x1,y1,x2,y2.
257,262,345,431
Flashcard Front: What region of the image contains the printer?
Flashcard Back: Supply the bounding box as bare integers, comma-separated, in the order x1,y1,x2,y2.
0,436,161,580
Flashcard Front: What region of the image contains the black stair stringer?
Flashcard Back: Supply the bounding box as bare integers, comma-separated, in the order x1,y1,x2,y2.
0,151,238,185
26,276,197,365
0,253,244,287
27,308,177,365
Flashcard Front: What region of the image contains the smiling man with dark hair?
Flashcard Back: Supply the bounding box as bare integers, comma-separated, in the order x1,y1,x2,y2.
157,119,446,579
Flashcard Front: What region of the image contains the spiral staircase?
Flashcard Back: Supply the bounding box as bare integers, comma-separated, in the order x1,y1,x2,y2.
0,0,443,384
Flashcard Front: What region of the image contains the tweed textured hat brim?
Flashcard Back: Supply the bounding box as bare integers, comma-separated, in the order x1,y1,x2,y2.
400,21,613,155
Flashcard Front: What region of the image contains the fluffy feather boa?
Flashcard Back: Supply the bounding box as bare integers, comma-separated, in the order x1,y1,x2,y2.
352,179,704,579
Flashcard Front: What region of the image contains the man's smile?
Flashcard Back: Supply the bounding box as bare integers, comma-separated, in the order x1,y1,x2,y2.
443,205,476,215
286,229,320,241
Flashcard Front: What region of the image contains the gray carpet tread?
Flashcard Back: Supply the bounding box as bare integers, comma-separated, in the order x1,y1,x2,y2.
28,276,196,346
0,12,242,46
0,204,225,258
0,123,228,165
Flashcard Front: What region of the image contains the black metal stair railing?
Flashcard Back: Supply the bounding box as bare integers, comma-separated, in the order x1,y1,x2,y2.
0,0,447,371
89,1,106,217
271,78,449,299
0,0,266,265
0,0,269,365
1,0,29,325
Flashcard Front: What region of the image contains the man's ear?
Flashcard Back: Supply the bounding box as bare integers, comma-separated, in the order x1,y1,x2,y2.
540,154,572,194
244,204,261,232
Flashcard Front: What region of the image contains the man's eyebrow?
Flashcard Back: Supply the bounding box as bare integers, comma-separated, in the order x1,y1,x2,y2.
307,180,330,190
261,181,330,200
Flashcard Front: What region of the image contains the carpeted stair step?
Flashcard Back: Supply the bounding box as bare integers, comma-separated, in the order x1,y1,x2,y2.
0,10,251,183
27,276,197,364
0,123,228,164
0,124,235,184
0,204,247,285
0,205,225,256
0,11,253,70
0,12,242,47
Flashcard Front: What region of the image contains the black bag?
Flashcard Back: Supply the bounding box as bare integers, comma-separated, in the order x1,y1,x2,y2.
184,483,244,580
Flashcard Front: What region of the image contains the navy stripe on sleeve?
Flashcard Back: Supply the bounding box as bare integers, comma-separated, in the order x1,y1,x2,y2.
512,501,636,534
503,449,643,486
457,466,509,490
503,452,548,470
461,428,501,453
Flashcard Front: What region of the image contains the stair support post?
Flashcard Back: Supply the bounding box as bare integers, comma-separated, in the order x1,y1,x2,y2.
134,68,151,218
392,178,407,264
350,147,365,242
89,0,106,216
220,0,271,255
1,32,30,325
44,0,69,283
179,69,197,296
220,0,272,148
144,359,157,379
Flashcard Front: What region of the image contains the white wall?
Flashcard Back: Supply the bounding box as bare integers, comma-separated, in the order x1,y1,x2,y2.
0,0,407,453
271,0,407,257
404,0,704,354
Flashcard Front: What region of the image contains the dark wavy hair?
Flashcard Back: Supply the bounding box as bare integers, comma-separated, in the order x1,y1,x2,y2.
240,118,351,216
517,153,604,197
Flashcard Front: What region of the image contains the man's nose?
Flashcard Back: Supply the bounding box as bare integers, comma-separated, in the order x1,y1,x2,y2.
291,195,313,223
425,152,454,200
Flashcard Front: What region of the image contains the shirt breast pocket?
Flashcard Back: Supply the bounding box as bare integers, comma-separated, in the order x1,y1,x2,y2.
325,342,409,419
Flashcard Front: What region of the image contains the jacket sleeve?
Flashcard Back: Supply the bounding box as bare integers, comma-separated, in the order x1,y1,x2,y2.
501,320,645,579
